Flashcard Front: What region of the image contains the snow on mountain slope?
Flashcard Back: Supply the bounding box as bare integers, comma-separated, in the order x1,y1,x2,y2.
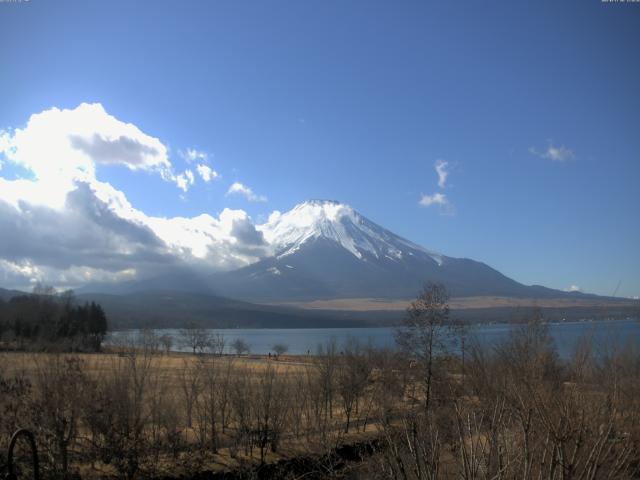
258,200,444,265
76,199,605,304
210,199,554,301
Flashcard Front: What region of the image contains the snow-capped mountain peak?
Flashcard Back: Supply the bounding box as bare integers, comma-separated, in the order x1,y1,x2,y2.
258,200,444,265
212,200,569,301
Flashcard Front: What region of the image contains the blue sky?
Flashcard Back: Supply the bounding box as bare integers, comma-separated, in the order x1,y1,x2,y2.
0,0,639,297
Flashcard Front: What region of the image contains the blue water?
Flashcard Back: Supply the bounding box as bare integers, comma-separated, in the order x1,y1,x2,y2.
109,318,639,359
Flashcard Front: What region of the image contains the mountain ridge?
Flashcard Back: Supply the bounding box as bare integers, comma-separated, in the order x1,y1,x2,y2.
41,199,624,305
210,200,592,302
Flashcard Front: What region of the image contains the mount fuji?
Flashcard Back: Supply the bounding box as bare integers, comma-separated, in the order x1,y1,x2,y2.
69,199,635,328
209,200,569,302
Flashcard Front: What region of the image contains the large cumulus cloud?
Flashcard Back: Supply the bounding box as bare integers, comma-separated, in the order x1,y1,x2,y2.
0,103,269,289
1,103,171,183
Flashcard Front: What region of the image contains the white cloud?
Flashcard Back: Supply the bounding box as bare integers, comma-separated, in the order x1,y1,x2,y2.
0,102,206,195
417,159,455,213
0,258,138,288
0,178,269,288
196,163,219,182
185,170,195,186
1,103,171,183
566,284,582,292
418,192,455,215
144,207,267,264
529,142,575,162
0,103,273,289
175,169,195,192
419,192,448,207
180,148,208,163
435,159,449,188
226,182,267,202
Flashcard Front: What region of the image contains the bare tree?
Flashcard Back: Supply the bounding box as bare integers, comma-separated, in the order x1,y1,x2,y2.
159,333,173,354
229,369,253,457
31,354,86,477
288,368,309,439
179,358,202,429
217,357,234,433
0,364,33,467
375,412,443,480
207,332,226,356
194,355,223,452
272,343,288,357
317,338,339,425
231,338,250,356
395,282,457,412
138,328,160,353
337,339,372,433
250,365,291,463
81,347,156,480
303,363,329,440
180,322,211,354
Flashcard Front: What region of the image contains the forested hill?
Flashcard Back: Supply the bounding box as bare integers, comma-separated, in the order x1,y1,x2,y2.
76,290,383,329
0,289,108,351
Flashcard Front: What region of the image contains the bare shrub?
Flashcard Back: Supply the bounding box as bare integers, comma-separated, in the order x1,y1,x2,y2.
179,358,202,429
180,323,211,355
456,317,640,479
231,338,250,356
374,412,444,480
30,354,86,477
316,338,339,426
193,355,223,452
0,360,33,474
272,343,288,357
81,348,156,480
158,333,173,354
207,332,226,356
337,338,372,433
229,364,291,464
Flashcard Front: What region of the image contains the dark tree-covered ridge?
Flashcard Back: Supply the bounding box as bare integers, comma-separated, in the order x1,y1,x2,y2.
0,286,108,351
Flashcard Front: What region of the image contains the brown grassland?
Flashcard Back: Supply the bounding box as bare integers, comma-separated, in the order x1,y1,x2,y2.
1,289,639,480
0,343,396,479
274,296,638,311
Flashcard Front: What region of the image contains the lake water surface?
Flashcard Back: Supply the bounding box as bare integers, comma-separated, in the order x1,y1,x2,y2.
109,318,639,359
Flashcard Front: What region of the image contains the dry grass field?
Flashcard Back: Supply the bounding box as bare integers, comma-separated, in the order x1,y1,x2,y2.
0,347,393,479
273,295,638,311
1,315,639,479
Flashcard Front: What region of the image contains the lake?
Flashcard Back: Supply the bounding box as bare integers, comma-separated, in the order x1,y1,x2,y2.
108,318,639,359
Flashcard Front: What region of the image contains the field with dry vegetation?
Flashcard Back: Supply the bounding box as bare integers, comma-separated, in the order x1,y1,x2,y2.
1,285,639,479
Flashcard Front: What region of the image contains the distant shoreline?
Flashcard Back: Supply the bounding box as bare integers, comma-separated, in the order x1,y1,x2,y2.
109,316,639,333
269,295,640,311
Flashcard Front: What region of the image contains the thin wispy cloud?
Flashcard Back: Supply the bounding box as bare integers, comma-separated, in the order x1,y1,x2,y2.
196,163,219,182
435,159,449,188
180,148,208,163
227,182,267,202
530,141,575,162
418,159,454,214
565,284,582,292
